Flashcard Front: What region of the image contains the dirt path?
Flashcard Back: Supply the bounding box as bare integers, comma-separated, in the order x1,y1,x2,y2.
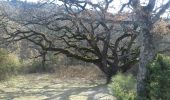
0,74,116,100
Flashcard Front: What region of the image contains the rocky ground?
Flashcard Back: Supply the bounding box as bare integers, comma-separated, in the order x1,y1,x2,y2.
0,74,116,100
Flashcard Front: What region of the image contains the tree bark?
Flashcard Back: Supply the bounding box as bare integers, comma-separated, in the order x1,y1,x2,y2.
105,67,117,84
137,25,156,99
41,51,47,72
95,62,118,84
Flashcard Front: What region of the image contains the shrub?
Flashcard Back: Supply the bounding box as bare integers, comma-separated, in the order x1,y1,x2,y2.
108,54,170,100
148,54,170,100
22,59,57,73
108,73,136,100
26,61,43,73
21,60,45,73
0,49,21,80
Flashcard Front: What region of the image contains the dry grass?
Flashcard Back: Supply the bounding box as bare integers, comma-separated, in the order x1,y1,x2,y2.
55,65,105,80
0,74,116,100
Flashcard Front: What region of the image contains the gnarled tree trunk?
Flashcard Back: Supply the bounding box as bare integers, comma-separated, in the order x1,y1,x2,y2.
137,24,156,99
95,62,118,84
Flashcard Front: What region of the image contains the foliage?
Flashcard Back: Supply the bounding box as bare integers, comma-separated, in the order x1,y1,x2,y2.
0,49,21,80
148,54,170,100
22,58,57,73
25,60,43,73
21,59,47,73
108,73,136,100
108,54,170,100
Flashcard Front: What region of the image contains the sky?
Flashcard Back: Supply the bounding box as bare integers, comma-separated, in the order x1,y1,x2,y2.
21,0,128,12
19,0,170,18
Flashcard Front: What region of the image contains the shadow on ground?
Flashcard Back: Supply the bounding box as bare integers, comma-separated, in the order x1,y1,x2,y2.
0,74,116,100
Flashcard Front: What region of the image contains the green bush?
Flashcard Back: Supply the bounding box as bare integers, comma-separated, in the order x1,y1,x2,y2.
0,49,21,80
22,59,56,73
148,54,170,100
27,61,43,73
108,73,137,100
21,60,44,73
